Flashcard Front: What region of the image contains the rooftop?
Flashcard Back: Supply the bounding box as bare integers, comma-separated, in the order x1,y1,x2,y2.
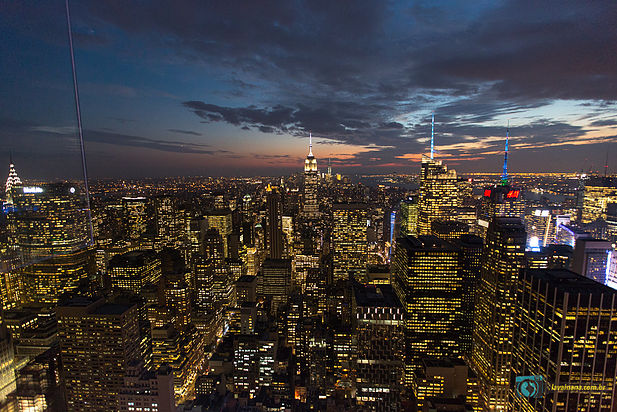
353,284,401,308
525,269,617,296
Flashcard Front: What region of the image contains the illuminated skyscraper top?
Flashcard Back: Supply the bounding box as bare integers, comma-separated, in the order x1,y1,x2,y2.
430,112,435,160
501,122,509,185
5,154,22,200
304,133,317,172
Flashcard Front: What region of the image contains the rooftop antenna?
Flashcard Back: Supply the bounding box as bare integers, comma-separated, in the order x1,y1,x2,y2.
65,0,94,245
309,132,313,157
430,112,435,160
501,121,509,185
604,144,609,177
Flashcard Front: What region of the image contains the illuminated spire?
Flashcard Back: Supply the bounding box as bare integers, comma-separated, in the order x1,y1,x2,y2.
5,155,22,200
430,112,435,160
308,132,313,157
501,121,509,185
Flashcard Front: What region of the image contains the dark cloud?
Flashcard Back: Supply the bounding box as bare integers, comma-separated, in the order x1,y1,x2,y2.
167,129,202,136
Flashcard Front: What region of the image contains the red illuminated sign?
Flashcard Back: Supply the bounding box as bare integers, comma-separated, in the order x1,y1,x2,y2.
506,190,520,198
484,189,492,197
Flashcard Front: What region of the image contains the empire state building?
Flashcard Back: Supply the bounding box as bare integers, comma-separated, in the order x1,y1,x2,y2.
303,133,319,219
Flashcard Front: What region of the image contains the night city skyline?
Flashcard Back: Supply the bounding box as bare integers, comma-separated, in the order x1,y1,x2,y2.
2,1,617,179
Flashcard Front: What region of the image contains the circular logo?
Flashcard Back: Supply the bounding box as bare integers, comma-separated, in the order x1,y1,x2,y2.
517,378,540,398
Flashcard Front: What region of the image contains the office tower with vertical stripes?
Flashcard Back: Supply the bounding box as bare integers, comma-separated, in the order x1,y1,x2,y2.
471,217,525,410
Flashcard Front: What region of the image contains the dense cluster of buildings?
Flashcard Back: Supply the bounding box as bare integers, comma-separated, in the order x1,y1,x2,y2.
0,128,616,411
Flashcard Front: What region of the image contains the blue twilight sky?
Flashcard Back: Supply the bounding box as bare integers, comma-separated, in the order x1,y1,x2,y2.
1,0,617,179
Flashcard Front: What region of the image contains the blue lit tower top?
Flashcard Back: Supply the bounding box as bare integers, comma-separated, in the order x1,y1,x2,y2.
501,122,509,185
430,112,435,160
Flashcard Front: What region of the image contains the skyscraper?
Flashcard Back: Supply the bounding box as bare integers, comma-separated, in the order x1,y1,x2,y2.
122,197,148,240
332,203,368,282
352,283,404,410
261,258,291,314
265,185,284,260
417,156,459,235
471,217,525,411
572,238,612,285
4,155,21,204
399,197,418,237
512,269,617,411
57,297,141,412
303,133,319,219
393,235,471,387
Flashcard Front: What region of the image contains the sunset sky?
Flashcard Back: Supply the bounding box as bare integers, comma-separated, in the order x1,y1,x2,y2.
1,0,617,179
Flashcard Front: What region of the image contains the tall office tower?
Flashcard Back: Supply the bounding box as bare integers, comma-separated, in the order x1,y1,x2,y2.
57,297,141,412
206,210,233,258
399,197,418,237
154,195,179,248
477,185,524,234
392,235,468,386
454,234,483,355
431,220,469,241
122,196,148,240
512,269,617,411
582,176,617,223
4,156,21,204
332,203,368,282
265,185,284,259
525,208,554,249
193,256,214,312
203,228,224,264
118,361,175,412
572,238,612,285
18,246,95,305
471,217,525,411
417,156,460,235
9,182,89,261
352,284,404,410
164,274,192,332
109,250,162,294
303,133,319,219
261,258,291,314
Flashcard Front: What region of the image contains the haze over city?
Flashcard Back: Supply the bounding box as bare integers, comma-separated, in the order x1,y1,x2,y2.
2,0,617,178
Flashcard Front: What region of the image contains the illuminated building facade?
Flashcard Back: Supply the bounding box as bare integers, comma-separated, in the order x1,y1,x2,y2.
352,283,403,410
109,250,162,294
399,197,418,237
471,217,525,411
9,183,90,261
572,238,612,285
18,246,95,305
525,208,553,249
512,269,617,411
417,156,460,235
57,298,141,412
393,235,470,386
164,273,192,332
477,185,524,237
332,203,368,282
303,133,319,219
261,258,291,314
582,177,617,223
122,197,148,240
4,157,21,204
206,210,233,259
412,358,478,411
